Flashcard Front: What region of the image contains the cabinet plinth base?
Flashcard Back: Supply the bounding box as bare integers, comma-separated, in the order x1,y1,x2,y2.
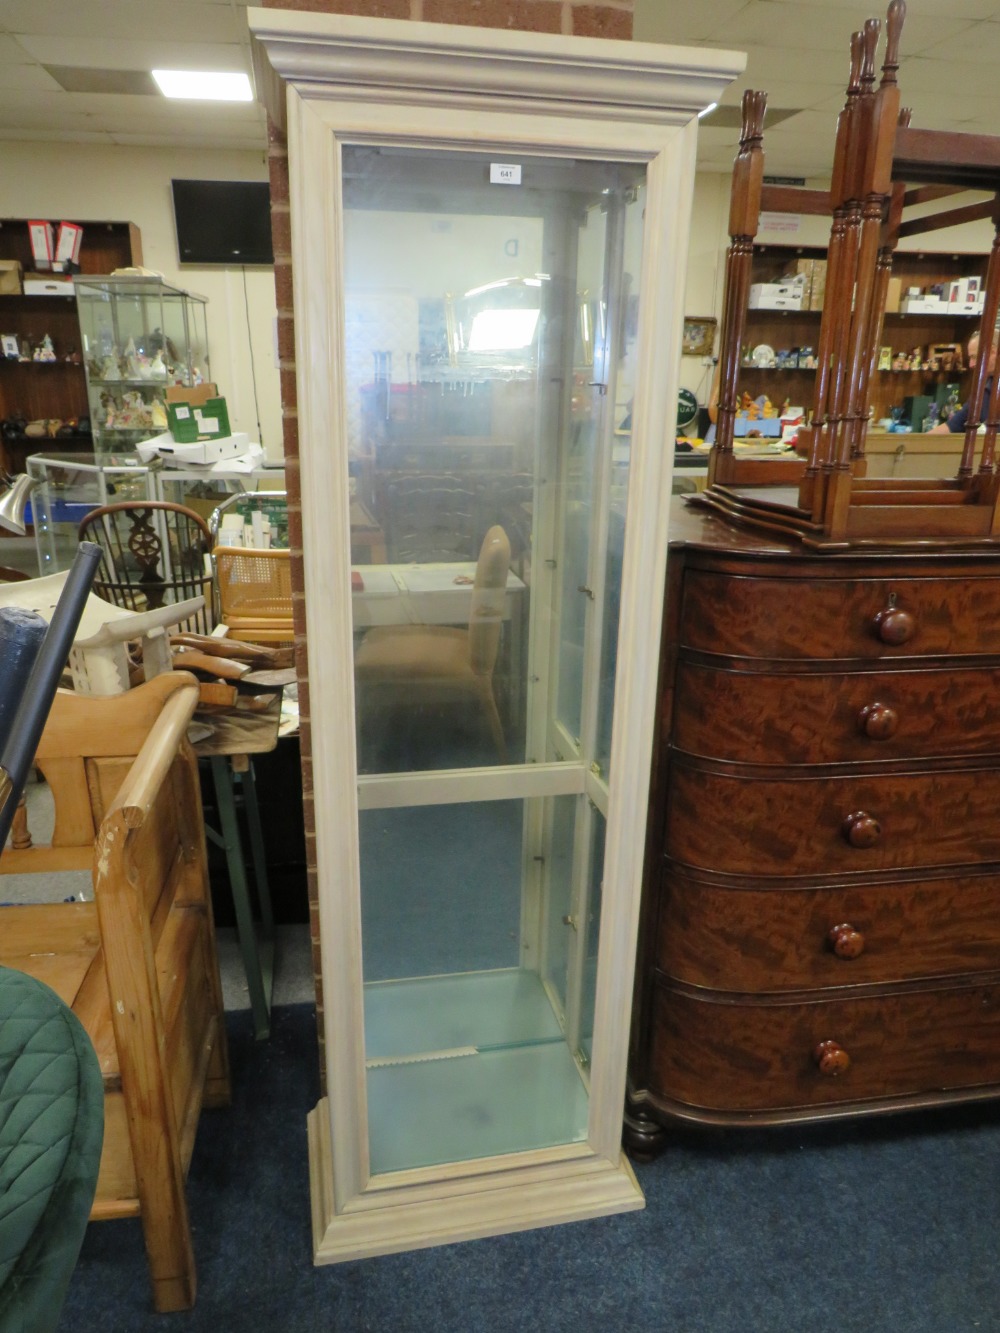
307,1098,645,1264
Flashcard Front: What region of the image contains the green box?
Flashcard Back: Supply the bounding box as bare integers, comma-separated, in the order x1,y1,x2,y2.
166,399,199,443
167,395,231,442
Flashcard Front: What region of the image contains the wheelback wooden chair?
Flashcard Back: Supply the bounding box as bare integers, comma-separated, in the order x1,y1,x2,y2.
78,500,214,634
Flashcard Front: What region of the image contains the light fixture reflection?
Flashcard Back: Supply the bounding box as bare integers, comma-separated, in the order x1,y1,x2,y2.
0,474,36,536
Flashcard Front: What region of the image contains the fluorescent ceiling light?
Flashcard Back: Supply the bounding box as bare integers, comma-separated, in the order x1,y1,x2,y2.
468,308,540,352
698,102,718,119
152,69,253,101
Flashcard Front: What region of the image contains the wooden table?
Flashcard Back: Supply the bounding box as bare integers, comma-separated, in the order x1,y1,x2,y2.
193,693,282,1041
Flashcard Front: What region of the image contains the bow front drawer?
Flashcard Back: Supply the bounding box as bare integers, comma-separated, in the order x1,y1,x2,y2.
665,762,1000,877
672,661,1000,764
657,868,1000,991
650,981,1000,1114
679,571,1000,660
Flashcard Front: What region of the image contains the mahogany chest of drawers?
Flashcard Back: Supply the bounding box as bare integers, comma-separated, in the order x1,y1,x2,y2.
625,499,1000,1155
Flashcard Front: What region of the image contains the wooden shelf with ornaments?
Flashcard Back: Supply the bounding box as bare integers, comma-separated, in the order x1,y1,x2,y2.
0,219,142,472
740,244,987,429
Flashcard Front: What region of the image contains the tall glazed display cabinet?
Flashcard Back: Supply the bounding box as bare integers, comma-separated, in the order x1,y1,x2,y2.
249,10,741,1261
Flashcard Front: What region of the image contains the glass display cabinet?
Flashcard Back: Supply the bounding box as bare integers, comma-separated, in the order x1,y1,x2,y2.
73,276,210,455
250,9,741,1262
26,450,159,574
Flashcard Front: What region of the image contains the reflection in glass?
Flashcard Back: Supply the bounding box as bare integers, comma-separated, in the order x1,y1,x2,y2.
342,144,645,1175
596,184,645,778
579,811,606,1064
360,798,591,1173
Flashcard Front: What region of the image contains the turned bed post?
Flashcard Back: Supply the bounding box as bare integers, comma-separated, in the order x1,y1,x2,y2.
709,89,766,486
801,29,865,509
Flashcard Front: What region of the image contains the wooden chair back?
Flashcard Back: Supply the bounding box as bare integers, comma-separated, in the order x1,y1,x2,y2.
1,671,194,874
78,500,213,635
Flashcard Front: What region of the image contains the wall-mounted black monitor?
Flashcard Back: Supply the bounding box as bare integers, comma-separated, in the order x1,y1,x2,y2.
171,179,274,266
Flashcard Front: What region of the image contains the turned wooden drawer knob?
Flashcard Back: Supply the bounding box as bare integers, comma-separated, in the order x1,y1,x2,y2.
828,923,866,959
814,1040,851,1076
841,810,882,847
873,600,916,645
857,701,898,740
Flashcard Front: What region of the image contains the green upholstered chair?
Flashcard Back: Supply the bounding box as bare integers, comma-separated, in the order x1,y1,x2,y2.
0,965,104,1333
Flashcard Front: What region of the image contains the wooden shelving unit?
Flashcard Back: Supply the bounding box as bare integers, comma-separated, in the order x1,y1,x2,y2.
741,242,987,426
0,219,142,471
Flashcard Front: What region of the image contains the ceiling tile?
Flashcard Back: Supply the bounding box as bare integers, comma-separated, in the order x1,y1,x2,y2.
736,0,998,13
0,1,246,43
45,66,159,95
108,130,264,149
0,35,34,64
91,106,264,134
52,90,264,125
0,126,114,143
0,0,990,174
720,3,977,57
1,63,62,91
634,0,753,45
15,35,247,72
900,54,1000,98
917,19,1000,64
864,0,1000,13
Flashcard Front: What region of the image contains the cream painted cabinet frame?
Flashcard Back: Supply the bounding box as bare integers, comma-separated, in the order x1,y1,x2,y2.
249,10,742,1263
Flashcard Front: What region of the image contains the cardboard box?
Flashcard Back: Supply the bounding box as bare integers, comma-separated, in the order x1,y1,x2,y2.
165,383,218,407
23,274,73,296
900,296,948,314
27,221,54,270
785,259,815,308
809,259,827,310
749,281,805,310
152,431,249,465
884,276,902,313
0,260,21,295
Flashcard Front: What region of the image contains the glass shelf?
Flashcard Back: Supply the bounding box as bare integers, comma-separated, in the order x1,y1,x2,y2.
26,450,161,575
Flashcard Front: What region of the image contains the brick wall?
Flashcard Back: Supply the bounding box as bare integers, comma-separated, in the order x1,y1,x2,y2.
263,0,634,1073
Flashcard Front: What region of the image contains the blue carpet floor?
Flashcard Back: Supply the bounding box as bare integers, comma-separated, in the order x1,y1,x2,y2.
60,1002,1000,1333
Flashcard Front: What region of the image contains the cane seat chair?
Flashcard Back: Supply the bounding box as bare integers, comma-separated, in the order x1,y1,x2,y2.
354,524,512,762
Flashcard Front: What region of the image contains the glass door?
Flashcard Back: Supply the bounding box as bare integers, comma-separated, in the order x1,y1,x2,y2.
343,144,645,1174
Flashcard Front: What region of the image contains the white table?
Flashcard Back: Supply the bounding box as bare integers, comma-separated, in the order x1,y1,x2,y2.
351,562,525,629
